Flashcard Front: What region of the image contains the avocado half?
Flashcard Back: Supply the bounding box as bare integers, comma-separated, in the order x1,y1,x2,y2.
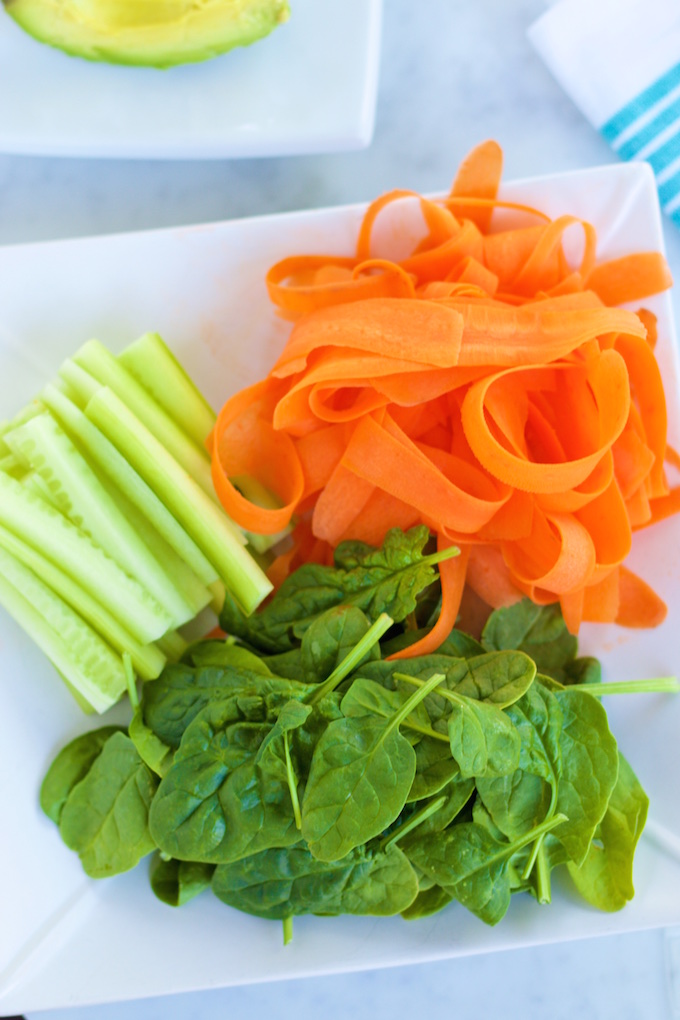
2,0,290,68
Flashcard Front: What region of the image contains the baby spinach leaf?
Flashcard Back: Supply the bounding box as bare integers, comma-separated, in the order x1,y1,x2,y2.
409,778,476,835
482,600,573,660
390,651,536,732
447,694,521,779
404,813,566,925
149,854,215,907
535,673,564,693
212,842,418,919
408,736,460,801
255,700,313,779
341,677,432,738
254,700,312,830
40,725,123,824
301,716,415,862
381,626,484,660
211,758,300,862
453,652,536,708
302,672,445,861
379,793,454,849
300,606,379,684
261,648,306,681
292,691,344,774
148,705,271,862
401,884,453,920
304,612,393,706
183,641,272,674
150,695,310,865
220,525,458,653
359,654,459,701
472,799,508,842
566,753,648,911
476,683,563,839
140,662,313,749
59,731,159,878
129,706,173,778
481,600,602,688
551,689,620,867
438,631,486,659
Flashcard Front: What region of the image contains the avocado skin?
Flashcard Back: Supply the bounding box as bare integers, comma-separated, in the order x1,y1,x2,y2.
2,0,290,68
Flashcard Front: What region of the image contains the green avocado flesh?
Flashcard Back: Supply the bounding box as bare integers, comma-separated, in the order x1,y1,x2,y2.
3,0,290,68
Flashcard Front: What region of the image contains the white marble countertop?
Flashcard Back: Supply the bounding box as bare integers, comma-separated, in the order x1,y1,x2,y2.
3,0,680,1016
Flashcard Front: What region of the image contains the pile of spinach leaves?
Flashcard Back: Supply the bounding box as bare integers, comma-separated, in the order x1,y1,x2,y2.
41,526,660,937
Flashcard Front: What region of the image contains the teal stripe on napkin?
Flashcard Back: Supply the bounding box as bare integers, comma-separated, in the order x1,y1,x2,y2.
600,61,680,220
601,61,680,143
649,131,680,175
618,95,680,160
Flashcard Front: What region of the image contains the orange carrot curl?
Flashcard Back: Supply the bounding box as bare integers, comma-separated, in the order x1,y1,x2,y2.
211,140,676,650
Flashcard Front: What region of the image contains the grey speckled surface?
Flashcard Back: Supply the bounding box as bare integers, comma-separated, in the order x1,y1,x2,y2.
3,0,680,1016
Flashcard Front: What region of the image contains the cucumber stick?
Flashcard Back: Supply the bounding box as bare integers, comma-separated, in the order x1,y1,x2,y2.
0,333,271,715
0,547,126,713
41,384,219,586
5,412,201,629
0,470,173,645
156,629,189,660
73,340,216,500
85,387,273,615
58,360,101,406
0,522,165,681
94,466,213,619
118,333,216,449
1,452,27,478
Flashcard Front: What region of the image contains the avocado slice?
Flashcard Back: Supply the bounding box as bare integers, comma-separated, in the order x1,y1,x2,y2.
2,0,290,68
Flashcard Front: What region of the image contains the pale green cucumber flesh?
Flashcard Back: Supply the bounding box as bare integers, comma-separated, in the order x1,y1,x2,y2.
118,333,216,449
0,471,172,644
155,629,189,660
85,387,272,615
95,466,213,619
6,412,200,628
0,548,126,713
73,340,216,499
58,360,100,407
41,384,219,586
0,521,165,681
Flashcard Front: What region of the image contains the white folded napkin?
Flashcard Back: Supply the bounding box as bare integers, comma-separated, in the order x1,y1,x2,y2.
529,0,680,226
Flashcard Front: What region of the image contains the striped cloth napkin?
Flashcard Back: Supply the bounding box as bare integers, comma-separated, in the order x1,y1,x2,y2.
529,0,680,226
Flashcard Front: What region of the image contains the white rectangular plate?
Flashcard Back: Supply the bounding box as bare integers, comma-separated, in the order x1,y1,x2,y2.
1,161,680,1014
0,0,381,159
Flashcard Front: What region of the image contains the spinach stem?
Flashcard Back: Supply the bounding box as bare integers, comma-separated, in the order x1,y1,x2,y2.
508,813,568,859
401,719,450,743
385,672,446,738
421,545,461,569
283,730,302,830
380,795,448,851
535,842,552,905
394,671,466,707
282,915,294,946
306,612,394,706
563,677,679,696
522,785,559,882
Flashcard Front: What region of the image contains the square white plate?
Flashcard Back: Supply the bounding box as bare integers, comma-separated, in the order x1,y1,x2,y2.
2,161,680,1014
0,0,381,159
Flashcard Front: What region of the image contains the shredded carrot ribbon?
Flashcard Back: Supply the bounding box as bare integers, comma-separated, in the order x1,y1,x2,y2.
213,140,676,644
